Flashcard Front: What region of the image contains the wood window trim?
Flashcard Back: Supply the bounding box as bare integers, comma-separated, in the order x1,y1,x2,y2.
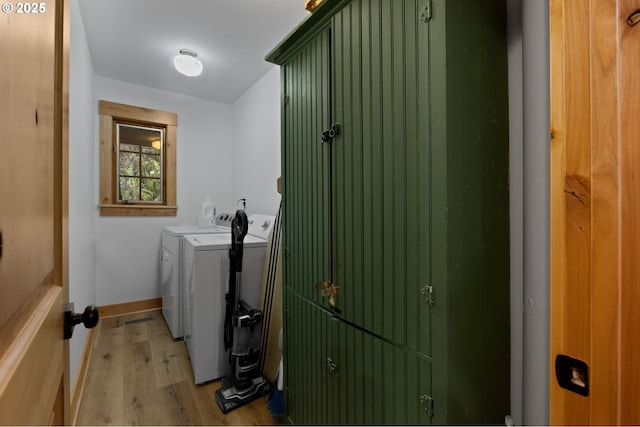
98,100,177,216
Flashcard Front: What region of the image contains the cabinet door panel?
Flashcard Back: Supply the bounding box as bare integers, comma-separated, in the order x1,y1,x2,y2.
284,290,331,424
380,343,433,425
286,293,433,425
282,28,332,306
331,318,381,425
332,0,432,355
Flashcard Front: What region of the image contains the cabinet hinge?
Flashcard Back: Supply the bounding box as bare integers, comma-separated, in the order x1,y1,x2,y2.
421,285,434,305
326,357,337,375
420,394,434,417
420,0,432,22
321,123,340,143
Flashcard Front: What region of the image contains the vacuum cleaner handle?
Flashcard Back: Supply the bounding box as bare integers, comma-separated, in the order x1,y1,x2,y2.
232,209,248,241
231,209,248,271
225,209,248,351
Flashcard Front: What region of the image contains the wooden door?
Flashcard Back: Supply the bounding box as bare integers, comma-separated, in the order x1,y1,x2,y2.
550,0,640,423
0,0,70,424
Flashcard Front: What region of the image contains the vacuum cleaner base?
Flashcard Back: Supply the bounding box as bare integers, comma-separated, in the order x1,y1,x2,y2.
215,375,272,414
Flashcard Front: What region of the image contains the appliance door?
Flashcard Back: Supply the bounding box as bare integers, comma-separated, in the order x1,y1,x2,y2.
161,233,180,338
186,247,231,384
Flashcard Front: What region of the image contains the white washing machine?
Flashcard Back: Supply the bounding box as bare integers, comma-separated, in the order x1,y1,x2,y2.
182,215,274,384
161,221,232,339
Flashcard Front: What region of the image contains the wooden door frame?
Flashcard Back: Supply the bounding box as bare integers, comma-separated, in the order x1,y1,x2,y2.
57,0,71,422
550,0,639,423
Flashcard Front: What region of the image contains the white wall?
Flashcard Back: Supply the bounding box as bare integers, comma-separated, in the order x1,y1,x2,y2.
507,0,550,425
93,77,234,306
69,0,96,391
521,0,550,424
231,66,282,217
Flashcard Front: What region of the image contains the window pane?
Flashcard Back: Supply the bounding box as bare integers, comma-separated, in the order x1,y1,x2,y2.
119,177,139,201
115,122,164,204
141,178,161,201
141,154,161,178
119,124,162,152
119,152,139,176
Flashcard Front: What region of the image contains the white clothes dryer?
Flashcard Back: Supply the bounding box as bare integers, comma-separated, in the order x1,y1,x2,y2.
182,215,274,384
161,225,230,338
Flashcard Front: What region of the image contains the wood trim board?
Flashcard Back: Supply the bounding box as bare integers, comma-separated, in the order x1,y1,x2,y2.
98,100,177,126
70,325,97,425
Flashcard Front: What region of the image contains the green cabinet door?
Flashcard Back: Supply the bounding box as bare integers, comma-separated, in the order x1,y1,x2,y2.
281,26,332,307
283,290,331,424
331,0,432,355
285,292,433,425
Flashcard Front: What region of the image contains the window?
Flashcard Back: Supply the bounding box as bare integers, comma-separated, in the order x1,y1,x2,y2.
99,100,177,216
116,123,163,203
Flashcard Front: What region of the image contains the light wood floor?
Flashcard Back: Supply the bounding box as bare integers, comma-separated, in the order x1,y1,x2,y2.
76,309,277,426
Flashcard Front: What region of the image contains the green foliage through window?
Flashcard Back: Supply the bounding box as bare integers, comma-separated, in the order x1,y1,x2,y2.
116,123,163,203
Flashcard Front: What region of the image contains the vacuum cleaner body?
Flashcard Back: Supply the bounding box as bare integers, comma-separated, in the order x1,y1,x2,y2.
216,210,271,414
230,301,263,385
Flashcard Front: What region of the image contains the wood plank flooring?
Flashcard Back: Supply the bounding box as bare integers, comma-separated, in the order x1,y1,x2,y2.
76,309,277,425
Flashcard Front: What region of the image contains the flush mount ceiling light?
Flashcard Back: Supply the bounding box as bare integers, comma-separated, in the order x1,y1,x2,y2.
174,48,203,77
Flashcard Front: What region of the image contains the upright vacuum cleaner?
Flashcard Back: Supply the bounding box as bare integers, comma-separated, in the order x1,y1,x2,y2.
215,209,271,414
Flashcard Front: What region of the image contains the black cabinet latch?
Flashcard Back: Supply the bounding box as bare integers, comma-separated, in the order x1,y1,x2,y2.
321,123,340,143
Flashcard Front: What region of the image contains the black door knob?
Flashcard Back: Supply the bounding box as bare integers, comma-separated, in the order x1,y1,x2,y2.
64,303,99,339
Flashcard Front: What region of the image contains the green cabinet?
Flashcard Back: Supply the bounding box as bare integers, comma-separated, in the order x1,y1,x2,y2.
268,0,510,424
285,293,433,425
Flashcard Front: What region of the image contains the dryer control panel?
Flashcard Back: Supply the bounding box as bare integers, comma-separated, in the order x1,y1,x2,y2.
248,214,275,240
216,212,275,240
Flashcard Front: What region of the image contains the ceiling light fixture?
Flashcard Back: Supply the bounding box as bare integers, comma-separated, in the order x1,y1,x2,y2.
174,48,203,77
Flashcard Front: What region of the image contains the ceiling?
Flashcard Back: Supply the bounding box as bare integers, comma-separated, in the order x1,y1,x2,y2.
77,0,308,104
